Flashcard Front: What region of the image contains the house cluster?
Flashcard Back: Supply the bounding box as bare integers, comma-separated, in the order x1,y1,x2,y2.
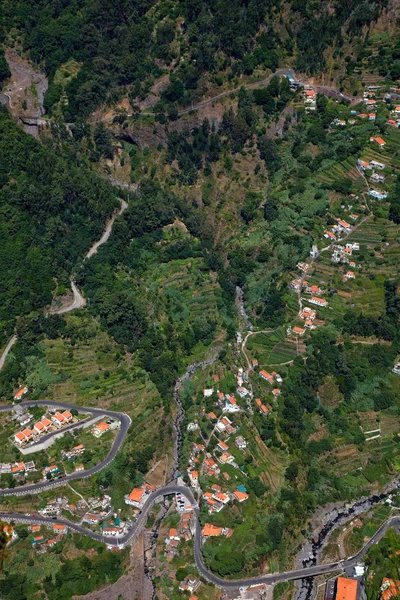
0,460,35,475
290,279,323,296
203,483,249,514
30,522,68,552
164,508,195,558
332,242,360,265
386,104,400,128
324,217,353,242
82,495,114,525
91,418,119,438
14,410,73,446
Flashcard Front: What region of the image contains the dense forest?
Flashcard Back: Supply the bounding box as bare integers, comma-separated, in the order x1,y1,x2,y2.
0,108,119,343
1,0,389,118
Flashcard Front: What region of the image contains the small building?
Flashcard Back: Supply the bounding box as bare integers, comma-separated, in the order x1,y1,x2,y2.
259,370,274,384
370,172,385,183
344,271,356,279
308,296,328,307
369,189,387,200
75,464,85,472
125,488,147,508
13,387,28,401
203,523,223,537
203,388,213,398
53,523,67,535
92,422,110,438
233,490,249,503
336,577,358,600
369,160,385,170
370,136,386,147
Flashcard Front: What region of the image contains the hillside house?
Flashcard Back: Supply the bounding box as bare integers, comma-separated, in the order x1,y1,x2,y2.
308,296,328,307
369,160,385,170
75,464,84,472
14,428,33,445
369,189,387,200
344,271,356,279
368,113,376,121
370,136,386,147
300,307,317,321
217,440,229,452
235,436,247,449
203,388,213,397
233,490,249,502
92,422,110,438
13,387,28,401
125,488,147,508
293,326,305,336
259,370,274,384
370,173,385,183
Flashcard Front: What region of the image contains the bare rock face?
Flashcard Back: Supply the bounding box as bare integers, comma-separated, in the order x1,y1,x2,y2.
113,100,229,150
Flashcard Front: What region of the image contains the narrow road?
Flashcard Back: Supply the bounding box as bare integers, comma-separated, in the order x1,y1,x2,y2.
85,199,128,259
49,197,128,315
0,334,17,371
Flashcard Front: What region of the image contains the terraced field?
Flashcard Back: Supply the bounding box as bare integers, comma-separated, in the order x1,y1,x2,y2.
317,156,363,185
246,327,298,367
45,314,167,459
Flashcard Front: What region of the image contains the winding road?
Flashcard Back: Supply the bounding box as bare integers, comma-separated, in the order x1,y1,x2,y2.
1,481,399,588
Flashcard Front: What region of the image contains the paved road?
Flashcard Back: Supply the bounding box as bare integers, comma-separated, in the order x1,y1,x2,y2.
1,484,398,588
0,400,131,496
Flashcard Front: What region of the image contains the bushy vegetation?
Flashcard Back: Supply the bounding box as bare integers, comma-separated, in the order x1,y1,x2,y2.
0,108,118,342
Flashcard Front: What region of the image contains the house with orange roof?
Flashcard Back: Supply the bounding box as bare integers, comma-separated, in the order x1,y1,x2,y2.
62,410,73,423
53,523,67,534
14,431,28,445
233,490,249,502
324,231,336,240
369,112,376,120
272,389,281,396
370,136,386,147
203,523,223,537
169,528,180,541
13,387,28,401
260,404,270,415
217,440,228,452
387,119,397,127
208,412,217,420
214,492,230,504
52,412,66,426
293,326,305,336
344,271,355,279
31,525,41,533
31,535,45,545
380,578,400,600
358,113,367,118
308,296,328,307
251,359,258,367
259,370,274,384
336,577,358,600
255,398,262,407
395,106,400,114
92,421,110,438
75,464,85,472
125,487,147,508
33,421,45,435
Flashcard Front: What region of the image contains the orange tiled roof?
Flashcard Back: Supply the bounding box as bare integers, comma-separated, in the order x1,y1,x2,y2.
336,578,358,600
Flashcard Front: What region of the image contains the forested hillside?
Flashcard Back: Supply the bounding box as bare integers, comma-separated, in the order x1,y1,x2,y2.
0,108,119,342
1,0,391,119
